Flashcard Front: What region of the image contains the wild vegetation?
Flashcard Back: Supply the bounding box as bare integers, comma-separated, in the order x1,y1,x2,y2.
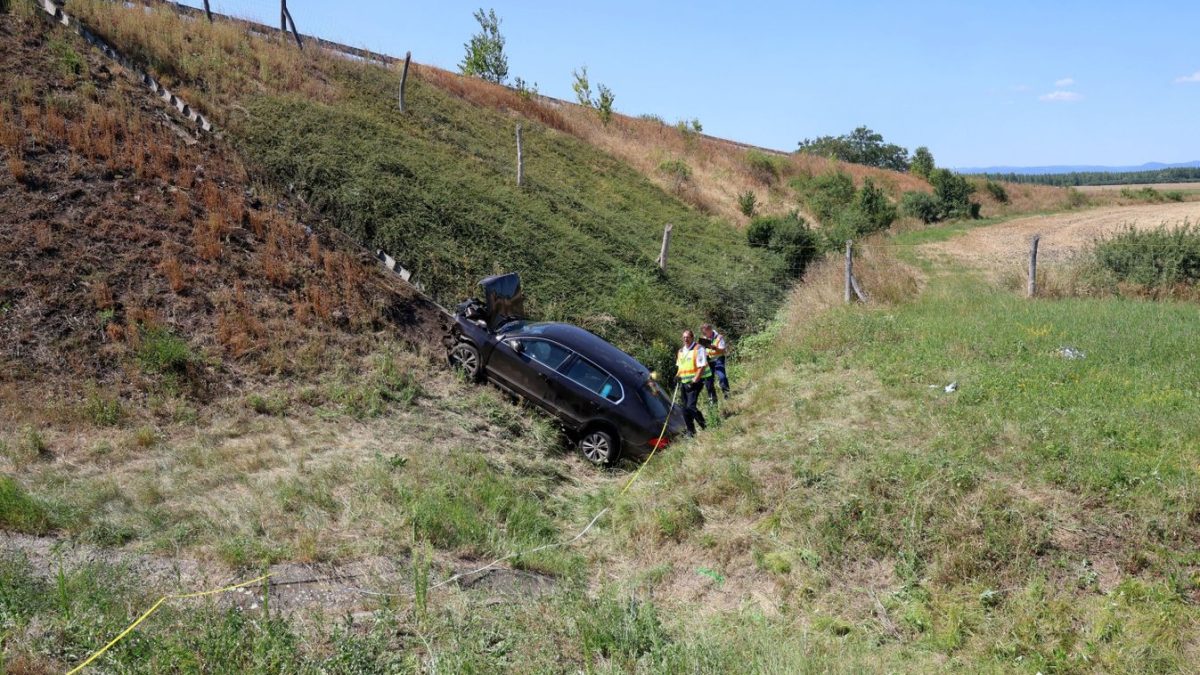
983,166,1200,187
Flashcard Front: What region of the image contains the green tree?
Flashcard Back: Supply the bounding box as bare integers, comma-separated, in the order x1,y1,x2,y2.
929,169,977,219
595,83,615,125
910,146,935,179
572,66,593,106
460,8,508,84
854,178,897,233
796,126,910,171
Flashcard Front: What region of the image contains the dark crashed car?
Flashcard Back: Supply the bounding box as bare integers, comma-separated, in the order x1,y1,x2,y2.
444,273,685,464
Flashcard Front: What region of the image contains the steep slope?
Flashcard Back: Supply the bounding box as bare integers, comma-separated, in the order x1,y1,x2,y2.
59,0,791,376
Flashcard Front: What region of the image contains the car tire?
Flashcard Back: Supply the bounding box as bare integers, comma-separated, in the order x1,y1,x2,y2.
448,341,483,383
579,427,619,465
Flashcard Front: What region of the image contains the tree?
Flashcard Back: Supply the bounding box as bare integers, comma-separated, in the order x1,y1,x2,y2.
929,169,977,219
460,8,508,84
796,126,910,171
910,146,935,179
595,83,615,125
572,66,592,106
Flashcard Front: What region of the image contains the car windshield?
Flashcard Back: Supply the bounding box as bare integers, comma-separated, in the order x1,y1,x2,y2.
638,379,672,418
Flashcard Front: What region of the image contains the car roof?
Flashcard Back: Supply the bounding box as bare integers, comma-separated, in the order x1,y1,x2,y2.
502,322,650,381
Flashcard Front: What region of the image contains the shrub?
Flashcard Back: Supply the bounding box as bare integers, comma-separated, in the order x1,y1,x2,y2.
748,213,819,277
744,150,786,186
137,327,195,374
804,171,856,224
929,169,977,220
1093,223,1200,287
657,159,692,192
902,191,941,223
1066,188,1089,208
854,178,897,234
84,391,124,426
1165,190,1185,202
984,180,1009,203
737,190,757,217
746,216,773,247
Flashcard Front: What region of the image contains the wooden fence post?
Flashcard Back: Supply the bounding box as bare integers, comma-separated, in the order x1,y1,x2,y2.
1028,234,1040,298
398,51,411,112
658,223,673,271
280,0,302,49
202,0,213,21
844,240,853,304
515,123,523,187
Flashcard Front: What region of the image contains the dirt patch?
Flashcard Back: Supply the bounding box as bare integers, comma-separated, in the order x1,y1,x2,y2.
925,202,1200,270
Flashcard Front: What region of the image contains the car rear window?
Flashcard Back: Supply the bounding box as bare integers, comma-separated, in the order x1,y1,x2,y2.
565,358,622,401
638,379,672,418
523,339,571,369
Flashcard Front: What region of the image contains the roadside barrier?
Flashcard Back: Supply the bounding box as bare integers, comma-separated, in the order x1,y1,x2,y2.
30,0,214,132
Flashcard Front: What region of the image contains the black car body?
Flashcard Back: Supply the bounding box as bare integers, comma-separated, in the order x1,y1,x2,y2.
445,274,686,464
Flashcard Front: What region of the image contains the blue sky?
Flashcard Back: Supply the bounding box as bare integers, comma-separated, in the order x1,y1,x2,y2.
186,0,1200,167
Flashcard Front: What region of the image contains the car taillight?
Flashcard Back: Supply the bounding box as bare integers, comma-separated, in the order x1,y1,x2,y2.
648,436,671,451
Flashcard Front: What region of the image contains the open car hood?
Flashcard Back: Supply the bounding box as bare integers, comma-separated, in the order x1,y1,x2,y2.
479,273,526,330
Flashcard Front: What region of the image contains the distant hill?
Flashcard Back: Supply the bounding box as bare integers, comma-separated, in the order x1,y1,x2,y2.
957,160,1200,175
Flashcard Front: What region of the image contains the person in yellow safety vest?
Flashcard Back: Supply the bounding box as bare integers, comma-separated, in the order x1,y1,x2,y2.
676,329,711,435
700,323,730,405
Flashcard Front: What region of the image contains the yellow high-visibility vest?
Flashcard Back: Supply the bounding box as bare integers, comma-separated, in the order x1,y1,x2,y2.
676,343,711,383
706,331,727,358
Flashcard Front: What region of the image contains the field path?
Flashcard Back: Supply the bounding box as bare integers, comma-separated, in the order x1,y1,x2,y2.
926,201,1200,267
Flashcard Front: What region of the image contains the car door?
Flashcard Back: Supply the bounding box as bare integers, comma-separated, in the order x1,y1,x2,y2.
554,355,624,429
488,336,573,412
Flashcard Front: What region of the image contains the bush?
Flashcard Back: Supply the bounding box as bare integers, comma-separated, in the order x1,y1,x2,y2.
747,213,819,277
984,180,1009,203
595,84,614,125
137,327,195,374
1066,188,1089,208
929,169,977,220
746,217,773,247
854,178,897,234
901,191,941,223
657,159,692,192
1093,223,1200,287
804,171,856,223
744,150,786,186
737,190,757,217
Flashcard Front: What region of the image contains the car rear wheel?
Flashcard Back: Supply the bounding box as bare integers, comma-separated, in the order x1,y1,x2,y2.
448,342,483,383
579,428,618,465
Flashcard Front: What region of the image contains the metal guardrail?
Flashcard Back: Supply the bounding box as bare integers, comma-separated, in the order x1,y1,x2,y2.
32,0,214,132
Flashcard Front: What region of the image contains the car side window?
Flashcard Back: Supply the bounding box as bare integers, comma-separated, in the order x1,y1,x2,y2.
565,358,622,402
521,339,571,369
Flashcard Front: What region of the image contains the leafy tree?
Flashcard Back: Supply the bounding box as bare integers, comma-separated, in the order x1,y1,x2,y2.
796,126,910,171
595,84,615,125
460,8,508,84
572,66,592,106
929,168,976,219
910,146,935,179
737,190,757,217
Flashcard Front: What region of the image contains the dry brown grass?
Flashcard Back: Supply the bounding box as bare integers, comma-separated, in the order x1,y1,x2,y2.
157,252,188,293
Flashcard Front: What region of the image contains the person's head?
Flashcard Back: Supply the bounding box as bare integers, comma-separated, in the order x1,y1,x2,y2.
681,330,694,346
701,323,714,338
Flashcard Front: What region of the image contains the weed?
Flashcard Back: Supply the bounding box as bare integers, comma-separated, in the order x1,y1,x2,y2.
136,326,195,375
83,390,124,426
1091,221,1200,287
0,477,61,534
737,189,757,217
247,392,289,416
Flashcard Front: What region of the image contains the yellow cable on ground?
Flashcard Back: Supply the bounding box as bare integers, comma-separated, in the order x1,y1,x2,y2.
620,382,681,496
66,574,271,675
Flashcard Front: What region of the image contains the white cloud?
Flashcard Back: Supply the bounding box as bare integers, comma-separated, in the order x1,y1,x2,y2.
1039,90,1082,102
1055,77,1075,87
1175,71,1200,84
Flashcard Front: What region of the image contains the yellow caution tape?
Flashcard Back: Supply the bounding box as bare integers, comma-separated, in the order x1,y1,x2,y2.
66,574,271,675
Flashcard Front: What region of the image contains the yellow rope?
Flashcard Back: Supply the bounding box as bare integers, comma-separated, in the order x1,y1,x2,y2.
620,382,681,496
66,574,271,675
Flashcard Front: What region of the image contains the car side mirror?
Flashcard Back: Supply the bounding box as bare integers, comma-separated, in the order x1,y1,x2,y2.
506,339,524,354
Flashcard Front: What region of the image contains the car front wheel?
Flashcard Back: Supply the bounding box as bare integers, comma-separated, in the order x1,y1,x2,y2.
579,428,618,465
448,342,483,383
